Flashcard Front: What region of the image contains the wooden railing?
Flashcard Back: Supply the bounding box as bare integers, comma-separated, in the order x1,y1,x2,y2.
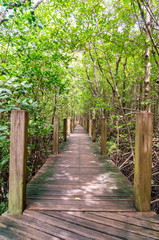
80,112,153,212
8,111,153,214
8,111,76,214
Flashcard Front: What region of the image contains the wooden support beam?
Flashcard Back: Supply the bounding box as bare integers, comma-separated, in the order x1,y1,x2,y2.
63,118,67,142
53,116,59,155
87,119,89,132
92,118,97,142
67,119,70,136
101,118,107,155
73,118,75,130
134,112,153,212
84,119,87,130
8,110,28,214
89,119,92,137
70,119,73,132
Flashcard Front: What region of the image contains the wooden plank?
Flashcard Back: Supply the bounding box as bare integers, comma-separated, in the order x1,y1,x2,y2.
0,219,30,240
134,112,153,211
24,210,120,240
91,212,159,232
0,217,59,240
7,214,94,240
39,211,153,240
26,201,135,211
26,196,132,201
117,212,159,224
67,212,159,239
8,110,28,215
0,226,29,240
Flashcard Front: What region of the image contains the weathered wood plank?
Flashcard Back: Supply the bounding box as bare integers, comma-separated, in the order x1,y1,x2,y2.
24,210,120,240
117,212,159,223
38,211,153,240
7,214,93,240
91,212,159,232
0,217,59,240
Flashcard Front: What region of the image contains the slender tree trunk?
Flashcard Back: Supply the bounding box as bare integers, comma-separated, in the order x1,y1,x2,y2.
145,0,151,112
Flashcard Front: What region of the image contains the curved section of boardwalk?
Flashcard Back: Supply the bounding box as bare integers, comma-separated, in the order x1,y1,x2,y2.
0,125,159,239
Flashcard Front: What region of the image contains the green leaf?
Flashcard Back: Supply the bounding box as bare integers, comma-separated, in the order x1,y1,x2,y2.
0,126,8,131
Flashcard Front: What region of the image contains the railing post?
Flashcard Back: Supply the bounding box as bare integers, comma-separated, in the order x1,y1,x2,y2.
73,118,75,130
89,119,92,137
84,119,87,130
134,112,153,211
8,110,28,214
92,118,97,142
101,118,107,155
53,116,59,155
63,118,67,142
70,119,73,132
67,118,70,136
87,119,89,133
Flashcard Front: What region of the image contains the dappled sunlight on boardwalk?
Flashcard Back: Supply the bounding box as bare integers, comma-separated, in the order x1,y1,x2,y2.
25,125,134,211
1,125,159,239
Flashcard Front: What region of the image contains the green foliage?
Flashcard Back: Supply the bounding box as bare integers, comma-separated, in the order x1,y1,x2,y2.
0,0,159,214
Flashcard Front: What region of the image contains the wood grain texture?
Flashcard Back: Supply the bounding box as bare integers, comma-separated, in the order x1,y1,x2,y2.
134,112,153,211
8,110,28,215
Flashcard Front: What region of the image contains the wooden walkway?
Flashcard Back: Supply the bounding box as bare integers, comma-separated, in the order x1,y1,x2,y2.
0,125,159,239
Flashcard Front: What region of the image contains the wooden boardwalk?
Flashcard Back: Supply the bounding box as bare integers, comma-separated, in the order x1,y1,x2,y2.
0,125,159,239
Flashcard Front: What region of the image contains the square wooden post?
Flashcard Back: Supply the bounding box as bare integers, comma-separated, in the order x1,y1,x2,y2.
53,116,59,155
73,118,75,130
8,110,28,215
63,118,67,142
70,119,73,132
89,119,92,137
101,118,107,155
92,118,97,142
87,119,89,133
84,119,87,130
134,112,153,212
67,119,70,136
